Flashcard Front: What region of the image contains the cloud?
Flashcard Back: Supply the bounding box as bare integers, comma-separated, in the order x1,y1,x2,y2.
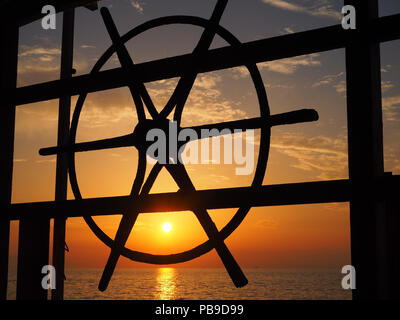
66,72,246,138
80,44,96,49
271,134,348,180
231,66,249,79
381,64,392,73
262,0,341,20
312,72,344,88
35,158,57,164
312,71,397,98
18,45,61,74
321,203,348,213
263,0,308,12
17,45,61,86
382,96,400,121
233,54,321,78
258,53,321,74
78,104,135,129
14,158,28,163
17,44,91,86
381,81,394,93
19,46,61,57
130,0,144,14
385,145,400,174
333,81,346,94
208,173,231,183
74,90,138,132
311,72,347,95
146,73,247,126
282,27,294,34
265,83,294,89
311,72,396,97
256,217,278,229
18,63,59,75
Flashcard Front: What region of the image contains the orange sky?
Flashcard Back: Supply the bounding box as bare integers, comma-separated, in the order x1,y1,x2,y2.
9,85,351,270
10,0,400,273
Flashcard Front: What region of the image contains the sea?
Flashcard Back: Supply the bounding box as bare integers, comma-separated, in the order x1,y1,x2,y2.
6,268,352,300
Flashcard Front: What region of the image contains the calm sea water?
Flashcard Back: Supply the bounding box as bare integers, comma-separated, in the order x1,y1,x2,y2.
7,268,351,300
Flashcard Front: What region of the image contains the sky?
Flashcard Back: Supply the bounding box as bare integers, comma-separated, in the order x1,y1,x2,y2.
8,0,400,276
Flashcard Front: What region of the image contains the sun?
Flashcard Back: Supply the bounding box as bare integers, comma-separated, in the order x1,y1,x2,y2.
162,222,172,233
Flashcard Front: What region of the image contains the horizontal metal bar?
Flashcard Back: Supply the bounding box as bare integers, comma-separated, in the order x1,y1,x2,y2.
188,109,319,133
39,109,318,156
6,176,400,220
13,13,400,106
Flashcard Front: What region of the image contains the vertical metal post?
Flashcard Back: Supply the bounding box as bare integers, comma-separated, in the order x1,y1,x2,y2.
386,197,400,299
51,8,75,300
0,17,19,301
344,0,386,299
16,219,50,300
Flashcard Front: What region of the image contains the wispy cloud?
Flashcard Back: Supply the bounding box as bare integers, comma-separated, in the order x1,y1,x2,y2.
265,83,294,89
262,0,341,20
385,145,400,174
271,134,348,180
333,81,346,95
263,0,308,12
312,72,346,95
18,46,60,81
258,53,321,74
256,217,278,229
130,0,144,14
312,72,344,88
233,53,321,78
18,45,61,74
381,64,392,73
18,44,91,86
19,46,61,57
146,73,247,126
18,63,59,75
14,158,28,163
382,81,394,93
35,159,57,164
312,71,396,96
382,96,400,121
80,44,96,49
282,27,295,34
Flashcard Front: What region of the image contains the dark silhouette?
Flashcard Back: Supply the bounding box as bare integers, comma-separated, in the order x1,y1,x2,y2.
2,0,399,300
40,1,319,291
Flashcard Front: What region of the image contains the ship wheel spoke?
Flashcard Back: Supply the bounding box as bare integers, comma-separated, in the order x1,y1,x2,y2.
39,133,136,156
164,162,248,288
98,162,163,291
44,0,324,292
101,8,159,120
182,109,319,140
158,0,228,122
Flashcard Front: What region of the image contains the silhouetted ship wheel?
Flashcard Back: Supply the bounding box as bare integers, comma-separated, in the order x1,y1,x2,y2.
40,2,318,291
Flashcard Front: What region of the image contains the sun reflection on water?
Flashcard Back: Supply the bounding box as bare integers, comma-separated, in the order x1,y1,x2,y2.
155,268,177,300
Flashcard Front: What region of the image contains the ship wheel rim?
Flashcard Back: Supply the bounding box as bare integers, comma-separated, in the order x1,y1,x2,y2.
68,15,271,264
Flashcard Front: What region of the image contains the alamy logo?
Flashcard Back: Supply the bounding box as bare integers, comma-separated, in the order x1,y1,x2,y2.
145,121,255,176
41,265,56,290
41,5,56,30
342,5,356,30
341,265,356,290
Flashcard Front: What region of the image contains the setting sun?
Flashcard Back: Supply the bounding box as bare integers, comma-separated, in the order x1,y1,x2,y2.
162,222,172,233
